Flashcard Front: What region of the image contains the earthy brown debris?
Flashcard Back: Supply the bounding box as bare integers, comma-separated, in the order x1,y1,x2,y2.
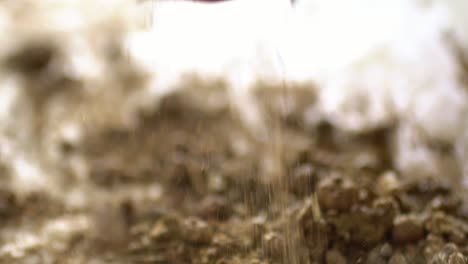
169,164,194,190
366,245,387,264
251,214,267,245
317,175,359,212
430,244,468,264
326,249,347,264
392,214,425,243
380,243,393,259
296,195,328,261
199,195,232,221
149,220,170,240
424,234,447,260
5,40,56,75
376,171,401,196
425,212,468,244
262,231,285,259
92,201,130,249
207,173,228,193
429,195,462,214
388,252,408,264
181,217,212,244
2,69,468,263
289,164,316,196
0,189,16,218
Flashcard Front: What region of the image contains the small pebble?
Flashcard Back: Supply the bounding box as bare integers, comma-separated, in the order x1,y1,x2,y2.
317,175,358,211
389,252,408,264
376,171,400,196
380,243,393,258
430,244,468,264
150,221,169,240
393,214,425,243
326,249,347,264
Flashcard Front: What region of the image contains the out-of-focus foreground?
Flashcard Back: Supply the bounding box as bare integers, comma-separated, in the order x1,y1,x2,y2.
0,0,468,263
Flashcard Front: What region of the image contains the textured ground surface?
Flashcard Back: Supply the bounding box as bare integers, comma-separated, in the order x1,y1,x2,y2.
0,84,467,263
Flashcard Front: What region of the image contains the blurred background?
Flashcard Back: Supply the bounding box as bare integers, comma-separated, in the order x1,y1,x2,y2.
0,0,467,263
